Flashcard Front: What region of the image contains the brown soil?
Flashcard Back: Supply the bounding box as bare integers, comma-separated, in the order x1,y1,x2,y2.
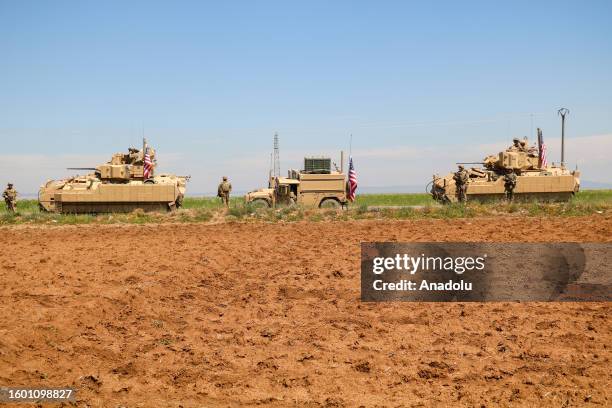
0,215,611,407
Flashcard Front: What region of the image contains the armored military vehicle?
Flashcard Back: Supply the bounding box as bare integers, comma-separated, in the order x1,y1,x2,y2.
245,156,349,208
431,130,580,203
39,139,188,213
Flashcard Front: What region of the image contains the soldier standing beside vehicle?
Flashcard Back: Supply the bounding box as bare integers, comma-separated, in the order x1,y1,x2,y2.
504,171,517,201
289,190,297,205
453,165,469,203
217,176,232,207
3,183,17,212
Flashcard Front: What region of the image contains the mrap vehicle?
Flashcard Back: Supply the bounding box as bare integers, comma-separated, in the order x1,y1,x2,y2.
245,157,348,208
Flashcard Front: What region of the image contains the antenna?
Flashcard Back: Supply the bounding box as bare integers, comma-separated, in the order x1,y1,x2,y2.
558,108,569,167
273,132,280,177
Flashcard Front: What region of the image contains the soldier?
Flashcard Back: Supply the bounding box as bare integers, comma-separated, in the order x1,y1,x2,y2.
519,139,529,153
453,165,469,203
503,171,517,201
127,147,141,164
289,190,297,205
3,183,17,212
217,176,232,207
507,138,522,152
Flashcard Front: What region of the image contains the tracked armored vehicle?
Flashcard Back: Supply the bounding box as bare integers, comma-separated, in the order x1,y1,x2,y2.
39,140,188,213
431,130,580,203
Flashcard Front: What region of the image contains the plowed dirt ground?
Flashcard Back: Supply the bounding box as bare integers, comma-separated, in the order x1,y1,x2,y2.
1,215,611,407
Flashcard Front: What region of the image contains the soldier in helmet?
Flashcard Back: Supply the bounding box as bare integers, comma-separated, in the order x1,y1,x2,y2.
503,170,518,201
507,138,522,152
3,182,17,212
217,176,232,207
127,147,141,164
289,190,297,205
453,165,469,203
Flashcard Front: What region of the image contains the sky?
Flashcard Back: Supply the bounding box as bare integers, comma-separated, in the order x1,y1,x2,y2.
1,0,611,195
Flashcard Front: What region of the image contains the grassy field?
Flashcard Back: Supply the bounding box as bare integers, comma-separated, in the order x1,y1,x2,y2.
181,193,433,209
1,190,610,225
350,190,612,207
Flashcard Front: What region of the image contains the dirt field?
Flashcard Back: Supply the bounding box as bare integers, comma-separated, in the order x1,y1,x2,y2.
1,215,611,407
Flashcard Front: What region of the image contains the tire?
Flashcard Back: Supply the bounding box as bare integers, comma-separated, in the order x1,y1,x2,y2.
250,198,271,208
144,179,155,184
319,198,341,209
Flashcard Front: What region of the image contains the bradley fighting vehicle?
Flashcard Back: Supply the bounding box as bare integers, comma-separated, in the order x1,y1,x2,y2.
39,139,188,213
245,155,349,208
430,128,580,203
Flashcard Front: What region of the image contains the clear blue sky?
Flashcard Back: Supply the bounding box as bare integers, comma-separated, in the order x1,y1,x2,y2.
1,0,611,194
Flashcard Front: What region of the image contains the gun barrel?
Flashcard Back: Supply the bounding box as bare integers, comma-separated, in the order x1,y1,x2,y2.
455,162,485,165
67,167,97,170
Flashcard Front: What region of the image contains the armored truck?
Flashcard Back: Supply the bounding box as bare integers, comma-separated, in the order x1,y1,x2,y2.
245,157,348,208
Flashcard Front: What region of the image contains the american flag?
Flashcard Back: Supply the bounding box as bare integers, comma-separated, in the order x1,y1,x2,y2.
143,147,153,179
348,156,358,201
538,130,547,168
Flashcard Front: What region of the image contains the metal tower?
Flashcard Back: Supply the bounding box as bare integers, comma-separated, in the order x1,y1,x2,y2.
273,132,280,177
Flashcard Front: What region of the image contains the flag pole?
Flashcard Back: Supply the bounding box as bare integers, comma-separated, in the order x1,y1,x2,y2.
537,128,542,168
346,134,357,203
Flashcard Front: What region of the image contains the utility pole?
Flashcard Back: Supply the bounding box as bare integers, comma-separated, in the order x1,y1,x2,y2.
273,132,280,177
558,108,569,167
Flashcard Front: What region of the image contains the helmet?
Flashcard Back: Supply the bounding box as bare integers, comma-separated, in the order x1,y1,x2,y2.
222,176,228,181
512,138,520,143
7,182,13,187
457,165,464,170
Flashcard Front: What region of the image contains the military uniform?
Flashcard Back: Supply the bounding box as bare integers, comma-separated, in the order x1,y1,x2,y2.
453,166,469,203
217,177,232,207
504,172,517,201
507,138,522,152
127,147,141,163
3,184,17,212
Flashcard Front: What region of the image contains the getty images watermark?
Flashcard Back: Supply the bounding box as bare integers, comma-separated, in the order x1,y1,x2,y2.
371,252,487,291
361,243,612,302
